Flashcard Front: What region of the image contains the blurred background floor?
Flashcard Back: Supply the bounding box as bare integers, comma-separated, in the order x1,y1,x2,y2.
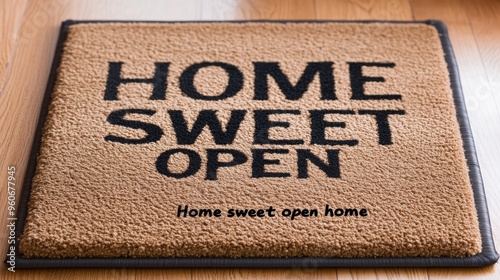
1,0,499,279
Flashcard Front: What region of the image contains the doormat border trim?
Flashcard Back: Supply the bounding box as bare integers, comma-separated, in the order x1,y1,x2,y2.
9,19,499,268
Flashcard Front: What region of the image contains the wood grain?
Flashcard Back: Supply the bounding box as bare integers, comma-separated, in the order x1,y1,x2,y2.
0,0,28,93
201,0,316,20
461,0,500,224
1,0,498,279
315,0,413,20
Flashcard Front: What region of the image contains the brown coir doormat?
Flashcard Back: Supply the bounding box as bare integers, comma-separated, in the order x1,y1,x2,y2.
12,20,498,268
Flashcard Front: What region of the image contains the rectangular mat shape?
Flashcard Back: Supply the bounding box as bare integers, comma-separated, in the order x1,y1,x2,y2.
11,20,499,268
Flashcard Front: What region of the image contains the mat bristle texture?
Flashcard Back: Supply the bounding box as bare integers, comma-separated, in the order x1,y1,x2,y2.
20,22,481,258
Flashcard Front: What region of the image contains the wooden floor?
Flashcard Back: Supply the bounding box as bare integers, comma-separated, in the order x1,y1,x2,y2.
1,0,499,279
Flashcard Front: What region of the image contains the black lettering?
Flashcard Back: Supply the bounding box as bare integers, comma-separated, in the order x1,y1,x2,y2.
310,110,358,146
325,204,334,217
358,110,405,145
105,109,163,144
334,208,344,216
282,209,291,217
360,209,368,216
180,62,243,100
189,209,198,217
344,208,358,216
198,209,213,217
177,205,188,217
348,62,401,100
254,110,303,145
297,149,340,178
266,206,277,217
254,62,336,100
206,149,248,180
156,149,201,178
291,209,302,220
104,62,169,100
236,209,249,217
309,209,318,217
168,110,246,145
252,149,290,178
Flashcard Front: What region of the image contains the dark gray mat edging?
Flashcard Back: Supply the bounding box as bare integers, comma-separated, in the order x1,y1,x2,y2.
8,19,499,268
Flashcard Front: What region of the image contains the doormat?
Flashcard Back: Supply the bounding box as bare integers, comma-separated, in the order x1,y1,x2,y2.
11,20,498,268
